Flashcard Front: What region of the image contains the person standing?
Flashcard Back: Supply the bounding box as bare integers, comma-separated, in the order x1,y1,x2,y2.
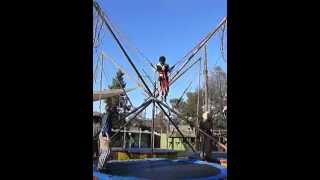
155,56,171,101
93,115,101,158
98,106,116,170
200,111,215,161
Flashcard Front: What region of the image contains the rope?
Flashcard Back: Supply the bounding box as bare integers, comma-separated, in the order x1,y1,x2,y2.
102,52,144,88
115,29,155,71
176,81,193,107
99,6,155,72
99,54,104,113
100,64,126,105
93,9,105,50
101,63,134,108
175,66,200,109
94,2,153,96
170,57,202,86
156,102,196,152
220,23,227,62
93,12,99,48
142,68,156,88
102,52,149,98
170,23,219,75
157,100,219,144
93,58,100,85
105,68,133,107
170,17,227,82
110,99,152,140
101,66,109,88
93,8,101,48
196,58,201,139
95,20,104,49
170,31,210,76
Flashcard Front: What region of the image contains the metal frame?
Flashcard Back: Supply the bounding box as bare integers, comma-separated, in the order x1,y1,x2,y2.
110,99,152,140
156,100,218,143
94,1,223,154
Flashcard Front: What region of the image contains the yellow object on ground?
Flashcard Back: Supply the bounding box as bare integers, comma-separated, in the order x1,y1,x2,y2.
111,148,177,160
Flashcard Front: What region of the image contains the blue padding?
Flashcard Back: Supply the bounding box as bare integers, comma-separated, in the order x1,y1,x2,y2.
192,160,227,179
114,148,176,154
93,171,144,180
93,158,227,180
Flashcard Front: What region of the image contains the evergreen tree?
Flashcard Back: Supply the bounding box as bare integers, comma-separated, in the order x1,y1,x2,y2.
105,70,126,109
104,70,128,129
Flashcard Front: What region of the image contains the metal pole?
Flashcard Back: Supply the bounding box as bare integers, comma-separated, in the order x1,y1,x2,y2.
142,68,156,88
118,95,121,121
204,45,209,112
151,100,155,152
156,102,195,152
157,100,218,143
126,98,151,118
170,57,202,86
123,127,126,149
170,16,227,82
111,99,152,140
151,80,156,153
139,128,141,148
99,54,103,113
196,58,201,151
103,51,147,94
172,137,174,150
93,1,153,96
167,116,169,149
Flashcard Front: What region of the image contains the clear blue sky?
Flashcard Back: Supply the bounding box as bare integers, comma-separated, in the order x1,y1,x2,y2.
93,0,227,115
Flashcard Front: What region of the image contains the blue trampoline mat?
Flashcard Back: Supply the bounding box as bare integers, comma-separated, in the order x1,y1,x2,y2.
111,148,177,154
93,158,227,180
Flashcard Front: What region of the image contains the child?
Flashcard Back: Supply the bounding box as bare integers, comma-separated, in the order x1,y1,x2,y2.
156,56,171,101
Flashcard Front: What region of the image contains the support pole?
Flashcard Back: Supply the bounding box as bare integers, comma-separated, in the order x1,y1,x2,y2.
139,128,141,148
99,54,103,113
151,79,156,154
157,100,218,143
123,127,126,149
204,45,209,112
170,57,202,86
103,51,147,94
167,120,170,147
142,68,156,88
93,2,153,96
151,100,155,153
170,17,227,82
111,99,152,140
172,137,174,150
196,58,201,151
156,102,195,152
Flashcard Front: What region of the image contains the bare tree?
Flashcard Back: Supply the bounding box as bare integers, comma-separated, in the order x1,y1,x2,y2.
208,66,227,129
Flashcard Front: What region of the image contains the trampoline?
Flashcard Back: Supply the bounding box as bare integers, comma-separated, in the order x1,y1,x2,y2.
93,158,227,180
109,148,178,161
112,148,177,154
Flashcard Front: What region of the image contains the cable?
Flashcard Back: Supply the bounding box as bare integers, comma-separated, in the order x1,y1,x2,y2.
170,57,202,86
170,17,227,82
93,58,100,85
94,2,153,96
220,23,227,62
100,7,155,72
102,51,145,89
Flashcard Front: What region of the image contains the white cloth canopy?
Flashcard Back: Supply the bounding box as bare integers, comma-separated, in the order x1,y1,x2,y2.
93,87,137,102
93,111,102,117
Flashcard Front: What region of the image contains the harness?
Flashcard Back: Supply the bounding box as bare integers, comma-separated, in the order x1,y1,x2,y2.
157,64,169,98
